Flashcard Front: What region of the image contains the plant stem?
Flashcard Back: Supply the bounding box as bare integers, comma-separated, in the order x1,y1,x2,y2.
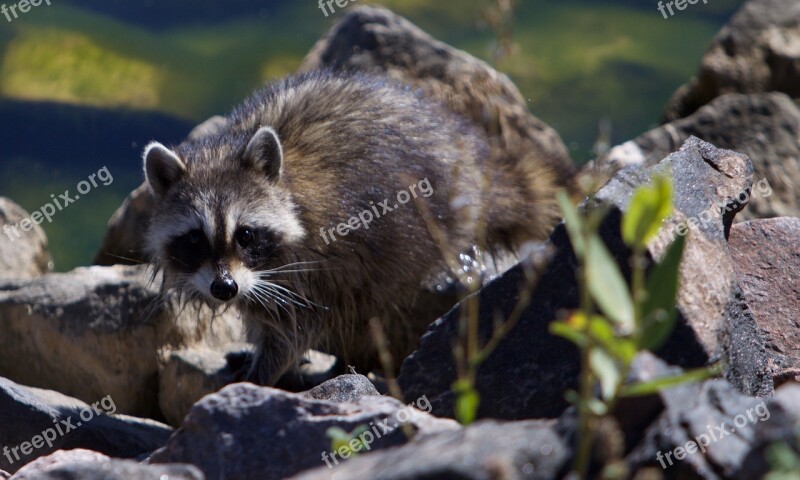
574,227,595,480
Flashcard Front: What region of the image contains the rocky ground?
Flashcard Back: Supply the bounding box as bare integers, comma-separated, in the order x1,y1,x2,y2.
1,1,799,479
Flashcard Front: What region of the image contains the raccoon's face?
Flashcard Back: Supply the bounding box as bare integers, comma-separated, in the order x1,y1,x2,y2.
143,126,306,305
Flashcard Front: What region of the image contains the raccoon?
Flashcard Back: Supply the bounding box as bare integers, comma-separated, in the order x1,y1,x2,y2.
143,70,565,386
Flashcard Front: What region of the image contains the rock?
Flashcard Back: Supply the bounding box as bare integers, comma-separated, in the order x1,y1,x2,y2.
602,93,800,220
301,6,576,190
158,347,237,427
301,374,379,403
290,419,569,480
149,381,459,480
160,347,340,427
0,378,171,474
664,0,800,121
0,265,245,417
0,197,52,279
729,218,800,387
274,349,340,393
93,184,154,266
10,450,109,479
399,137,772,422
10,450,204,480
625,376,780,478
735,383,800,479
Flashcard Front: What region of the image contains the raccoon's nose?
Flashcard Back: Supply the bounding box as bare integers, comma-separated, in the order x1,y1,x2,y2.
210,278,238,301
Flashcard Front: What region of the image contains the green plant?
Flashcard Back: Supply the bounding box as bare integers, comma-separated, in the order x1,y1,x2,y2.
552,175,714,479
326,425,369,460
765,431,800,480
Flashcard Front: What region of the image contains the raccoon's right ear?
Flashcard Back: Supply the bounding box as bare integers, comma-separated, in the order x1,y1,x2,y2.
143,142,186,198
243,126,283,182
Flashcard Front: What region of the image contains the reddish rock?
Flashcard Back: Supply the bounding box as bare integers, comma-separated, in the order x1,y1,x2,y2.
729,217,800,386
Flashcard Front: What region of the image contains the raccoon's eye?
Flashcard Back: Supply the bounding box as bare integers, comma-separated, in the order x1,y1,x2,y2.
236,227,255,248
188,230,202,245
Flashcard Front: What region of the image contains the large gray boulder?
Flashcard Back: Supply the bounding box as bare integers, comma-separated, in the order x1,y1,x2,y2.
0,265,245,417
0,198,52,279
149,378,459,480
664,0,800,121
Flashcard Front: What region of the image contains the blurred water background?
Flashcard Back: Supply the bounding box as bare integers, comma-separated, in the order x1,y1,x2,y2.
0,0,744,270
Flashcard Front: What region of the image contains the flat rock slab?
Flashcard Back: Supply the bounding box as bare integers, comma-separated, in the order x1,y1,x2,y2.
290,420,569,480
10,449,203,480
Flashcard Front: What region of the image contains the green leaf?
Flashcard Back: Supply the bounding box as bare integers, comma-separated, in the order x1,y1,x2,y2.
620,366,715,397
557,190,585,258
622,175,673,249
590,348,621,401
550,315,590,347
453,381,480,425
639,235,686,351
587,315,637,363
586,235,634,331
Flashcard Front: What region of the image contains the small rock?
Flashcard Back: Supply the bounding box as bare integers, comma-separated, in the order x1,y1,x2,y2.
302,374,379,404
10,450,203,480
0,197,52,279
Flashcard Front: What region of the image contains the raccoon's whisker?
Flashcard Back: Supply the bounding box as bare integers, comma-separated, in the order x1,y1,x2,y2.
167,256,191,269
252,284,307,313
258,281,321,309
261,260,326,272
250,283,294,316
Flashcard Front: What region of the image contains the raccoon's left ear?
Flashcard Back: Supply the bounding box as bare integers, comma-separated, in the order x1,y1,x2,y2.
143,142,186,198
244,126,283,182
